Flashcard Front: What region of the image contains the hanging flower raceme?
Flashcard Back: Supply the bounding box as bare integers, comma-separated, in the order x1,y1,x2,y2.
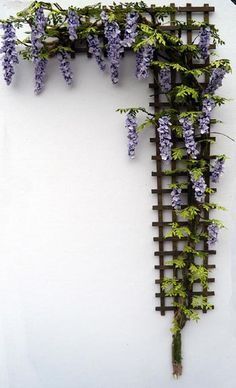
206,67,226,94
122,12,139,47
159,67,171,93
67,9,79,41
57,51,73,85
136,44,154,80
190,173,207,202
101,11,123,84
0,23,19,85
126,111,138,159
157,116,173,160
211,157,225,183
34,58,47,94
198,97,215,134
171,188,182,210
179,117,199,159
87,35,106,71
198,26,211,59
31,6,47,94
207,223,219,246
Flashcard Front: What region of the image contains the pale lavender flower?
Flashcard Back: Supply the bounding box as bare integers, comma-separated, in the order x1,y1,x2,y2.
157,116,173,160
67,9,79,41
198,97,215,134
122,12,139,47
171,188,182,210
87,34,106,71
159,67,171,93
198,26,211,59
31,6,47,93
211,157,225,183
126,112,138,158
190,173,207,202
0,23,19,85
101,11,124,84
179,117,199,158
136,44,154,79
206,67,226,94
34,57,47,94
57,51,73,85
207,223,219,246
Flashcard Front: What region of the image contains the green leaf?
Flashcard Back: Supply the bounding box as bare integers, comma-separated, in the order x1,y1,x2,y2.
177,206,200,220
189,264,209,287
162,278,186,298
166,256,186,269
191,296,213,310
172,147,185,160
165,223,191,239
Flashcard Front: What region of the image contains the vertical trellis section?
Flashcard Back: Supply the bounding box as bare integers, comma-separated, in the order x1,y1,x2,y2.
150,4,216,316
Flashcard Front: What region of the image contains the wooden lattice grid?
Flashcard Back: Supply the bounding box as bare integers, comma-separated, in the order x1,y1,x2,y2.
150,3,216,316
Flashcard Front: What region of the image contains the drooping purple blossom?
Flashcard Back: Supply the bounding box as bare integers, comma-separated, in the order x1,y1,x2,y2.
122,12,139,47
67,9,79,41
157,116,173,160
179,117,199,159
34,57,47,94
207,223,219,246
198,97,215,134
136,44,154,80
198,26,211,59
126,111,138,159
159,67,171,93
171,188,182,210
190,173,207,203
31,6,47,94
101,11,124,84
57,51,73,85
211,157,225,183
87,34,106,71
0,23,19,85
206,67,226,94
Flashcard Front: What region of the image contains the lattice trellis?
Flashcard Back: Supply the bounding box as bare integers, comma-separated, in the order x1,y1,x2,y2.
149,3,216,316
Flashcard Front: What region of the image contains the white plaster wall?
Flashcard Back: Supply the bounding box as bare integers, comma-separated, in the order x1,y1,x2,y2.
0,0,235,387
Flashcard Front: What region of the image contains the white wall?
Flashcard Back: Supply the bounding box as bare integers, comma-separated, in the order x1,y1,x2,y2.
0,1,235,387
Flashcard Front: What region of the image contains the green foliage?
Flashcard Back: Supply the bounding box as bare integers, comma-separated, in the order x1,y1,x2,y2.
165,223,191,239
172,147,185,160
177,206,200,220
191,296,213,310
189,264,209,287
166,256,186,269
162,278,186,298
173,302,200,322
172,85,199,103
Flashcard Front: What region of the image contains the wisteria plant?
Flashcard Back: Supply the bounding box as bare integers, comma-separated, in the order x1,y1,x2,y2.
0,1,232,379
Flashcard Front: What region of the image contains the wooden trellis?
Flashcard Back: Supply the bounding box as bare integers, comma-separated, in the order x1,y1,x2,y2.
150,3,216,316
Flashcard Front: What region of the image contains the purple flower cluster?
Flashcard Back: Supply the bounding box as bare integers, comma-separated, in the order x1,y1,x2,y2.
57,51,73,85
211,157,225,183
198,97,215,134
198,26,211,60
0,23,19,85
31,7,47,94
179,117,199,159
207,223,219,246
190,173,207,202
206,67,226,94
126,112,138,159
171,188,182,210
157,116,173,160
159,67,171,93
123,12,139,47
101,11,124,84
34,58,47,94
87,35,106,71
136,44,154,80
67,9,79,41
